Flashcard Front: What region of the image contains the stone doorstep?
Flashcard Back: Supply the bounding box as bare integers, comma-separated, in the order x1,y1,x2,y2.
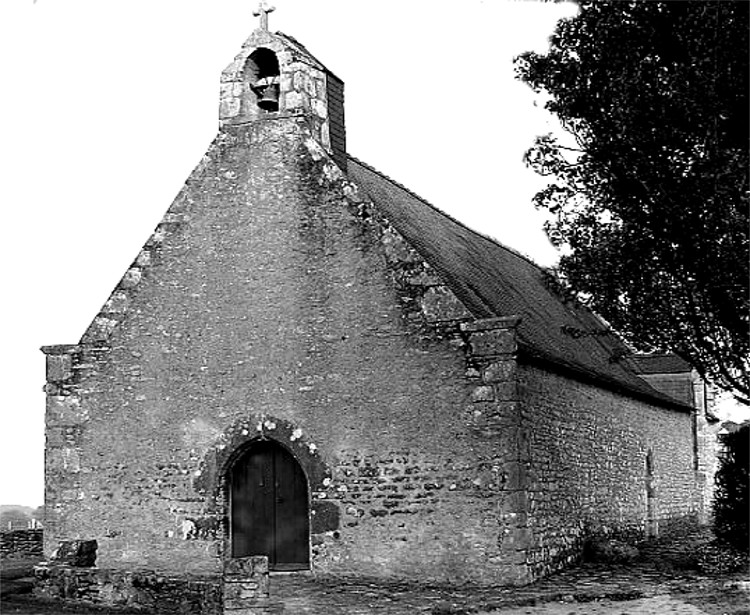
224,555,269,578
225,580,260,591
223,554,270,606
224,582,269,606
225,601,270,612
224,576,271,615
224,604,270,614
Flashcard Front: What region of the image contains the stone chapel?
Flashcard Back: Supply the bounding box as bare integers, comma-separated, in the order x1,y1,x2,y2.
40,10,717,612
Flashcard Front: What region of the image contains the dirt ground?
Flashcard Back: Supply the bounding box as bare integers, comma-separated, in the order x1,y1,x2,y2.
478,590,749,615
2,547,749,615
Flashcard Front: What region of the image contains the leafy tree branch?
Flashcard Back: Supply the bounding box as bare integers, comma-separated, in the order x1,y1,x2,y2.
516,0,749,402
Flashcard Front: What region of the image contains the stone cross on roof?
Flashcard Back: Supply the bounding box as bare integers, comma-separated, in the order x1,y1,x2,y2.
253,1,276,31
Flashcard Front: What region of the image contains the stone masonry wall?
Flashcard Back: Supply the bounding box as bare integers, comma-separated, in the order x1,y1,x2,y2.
43,117,527,586
632,370,719,523
1,529,43,560
692,378,720,524
517,363,698,579
33,564,222,615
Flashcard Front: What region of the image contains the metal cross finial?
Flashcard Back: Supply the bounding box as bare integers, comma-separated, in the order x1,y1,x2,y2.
253,1,276,31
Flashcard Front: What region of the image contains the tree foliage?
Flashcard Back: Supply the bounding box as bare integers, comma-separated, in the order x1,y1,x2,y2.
516,1,749,401
713,425,749,552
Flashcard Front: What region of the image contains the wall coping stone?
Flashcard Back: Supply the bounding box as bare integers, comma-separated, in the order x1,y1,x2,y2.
40,345,81,356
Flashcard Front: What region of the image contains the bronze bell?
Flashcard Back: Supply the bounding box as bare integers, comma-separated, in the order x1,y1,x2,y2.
257,83,280,112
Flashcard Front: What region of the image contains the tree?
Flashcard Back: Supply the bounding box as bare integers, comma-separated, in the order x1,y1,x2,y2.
515,1,749,401
713,424,749,552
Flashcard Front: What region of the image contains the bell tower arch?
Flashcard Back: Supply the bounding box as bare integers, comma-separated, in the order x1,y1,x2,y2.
218,5,347,170
241,48,281,117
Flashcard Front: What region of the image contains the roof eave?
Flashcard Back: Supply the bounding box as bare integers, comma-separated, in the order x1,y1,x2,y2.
517,344,695,414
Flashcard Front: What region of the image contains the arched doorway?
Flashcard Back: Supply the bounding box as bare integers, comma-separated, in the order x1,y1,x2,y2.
229,440,310,570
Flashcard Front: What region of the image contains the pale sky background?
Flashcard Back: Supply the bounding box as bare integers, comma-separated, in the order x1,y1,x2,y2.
0,0,743,508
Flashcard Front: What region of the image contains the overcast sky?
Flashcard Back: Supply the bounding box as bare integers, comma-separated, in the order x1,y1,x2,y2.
0,0,593,507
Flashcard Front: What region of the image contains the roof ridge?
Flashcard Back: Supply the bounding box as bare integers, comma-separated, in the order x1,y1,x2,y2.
346,154,556,275
275,31,343,81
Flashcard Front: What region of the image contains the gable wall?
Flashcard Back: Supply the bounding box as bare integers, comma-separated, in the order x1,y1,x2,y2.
44,118,526,584
517,363,698,578
638,373,694,407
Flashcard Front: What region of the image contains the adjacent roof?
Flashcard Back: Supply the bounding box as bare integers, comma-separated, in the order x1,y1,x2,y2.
347,156,692,412
275,32,343,81
629,353,693,375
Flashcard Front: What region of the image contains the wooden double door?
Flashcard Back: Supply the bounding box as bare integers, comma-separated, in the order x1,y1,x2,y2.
230,441,310,570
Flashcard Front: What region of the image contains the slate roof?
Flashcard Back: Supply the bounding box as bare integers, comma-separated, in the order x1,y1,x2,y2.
347,156,692,412
276,32,343,80
629,353,693,374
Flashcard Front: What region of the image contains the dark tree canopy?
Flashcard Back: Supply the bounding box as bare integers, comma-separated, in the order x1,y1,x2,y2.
713,425,749,552
516,0,749,401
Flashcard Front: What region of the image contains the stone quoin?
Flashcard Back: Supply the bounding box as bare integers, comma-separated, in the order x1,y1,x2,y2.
39,7,719,614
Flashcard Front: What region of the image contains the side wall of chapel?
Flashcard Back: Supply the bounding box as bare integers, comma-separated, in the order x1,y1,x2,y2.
517,363,699,579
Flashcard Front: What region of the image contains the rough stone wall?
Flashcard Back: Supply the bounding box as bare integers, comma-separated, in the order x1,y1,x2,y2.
692,377,720,523
0,529,43,560
517,363,699,578
43,117,527,585
638,370,720,522
33,564,222,615
223,556,269,613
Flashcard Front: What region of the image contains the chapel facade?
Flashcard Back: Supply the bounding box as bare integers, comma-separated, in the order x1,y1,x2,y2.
40,13,717,612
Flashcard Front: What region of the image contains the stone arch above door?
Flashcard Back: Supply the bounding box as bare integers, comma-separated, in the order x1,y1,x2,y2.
194,415,341,564
194,414,332,506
